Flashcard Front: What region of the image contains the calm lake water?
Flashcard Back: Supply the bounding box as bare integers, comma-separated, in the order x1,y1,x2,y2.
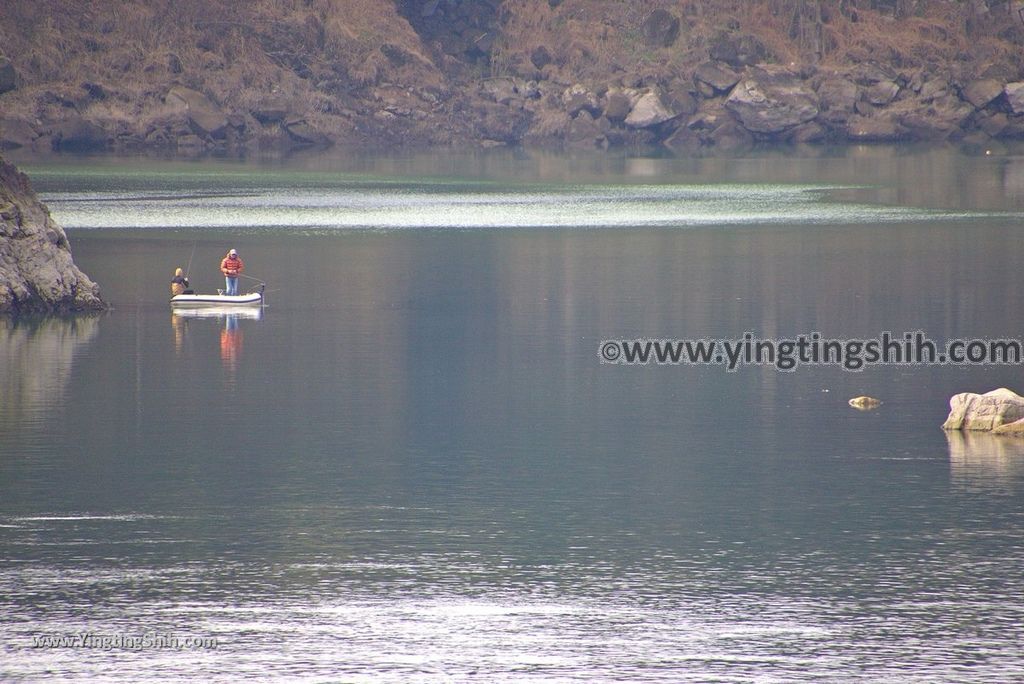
3,146,1024,682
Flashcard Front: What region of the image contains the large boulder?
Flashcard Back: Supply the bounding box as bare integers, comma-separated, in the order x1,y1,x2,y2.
624,91,678,128
562,84,601,117
530,45,552,71
166,86,229,139
896,95,973,140
919,77,951,103
603,88,639,123
1005,82,1024,115
961,78,1004,110
816,77,859,123
282,117,329,146
664,80,698,117
0,58,16,95
942,388,1024,431
694,62,740,97
725,68,818,134
0,159,104,314
864,79,900,106
641,9,680,48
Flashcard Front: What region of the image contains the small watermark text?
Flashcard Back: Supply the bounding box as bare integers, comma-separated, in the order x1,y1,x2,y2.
31,631,218,651
599,331,1024,371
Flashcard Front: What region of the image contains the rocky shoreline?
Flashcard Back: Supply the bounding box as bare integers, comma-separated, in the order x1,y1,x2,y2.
0,157,104,314
1,2,1022,154
2,58,1022,155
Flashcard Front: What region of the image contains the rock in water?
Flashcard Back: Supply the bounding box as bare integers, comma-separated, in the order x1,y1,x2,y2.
0,157,104,314
849,396,882,410
942,388,1024,431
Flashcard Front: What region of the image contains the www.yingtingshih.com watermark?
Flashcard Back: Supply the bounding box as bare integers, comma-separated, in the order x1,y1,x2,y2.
31,631,218,651
598,332,1024,371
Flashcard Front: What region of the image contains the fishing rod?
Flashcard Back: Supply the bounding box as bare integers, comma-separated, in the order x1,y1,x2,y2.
184,241,197,279
238,272,270,304
238,273,267,285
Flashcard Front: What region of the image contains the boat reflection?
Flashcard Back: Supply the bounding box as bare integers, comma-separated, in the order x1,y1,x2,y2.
170,306,262,378
171,306,263,320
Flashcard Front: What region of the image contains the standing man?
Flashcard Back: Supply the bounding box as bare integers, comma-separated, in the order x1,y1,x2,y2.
220,248,244,296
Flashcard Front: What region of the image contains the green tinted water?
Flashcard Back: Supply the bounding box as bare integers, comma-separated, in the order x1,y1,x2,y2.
3,147,1024,681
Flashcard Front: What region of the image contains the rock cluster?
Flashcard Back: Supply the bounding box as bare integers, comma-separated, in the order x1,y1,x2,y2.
0,158,104,314
1,4,1023,152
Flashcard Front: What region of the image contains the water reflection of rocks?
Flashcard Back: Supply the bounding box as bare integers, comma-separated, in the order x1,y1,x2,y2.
0,316,100,421
946,430,1024,492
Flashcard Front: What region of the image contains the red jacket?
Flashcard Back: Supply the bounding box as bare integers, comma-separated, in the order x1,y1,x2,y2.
220,254,244,277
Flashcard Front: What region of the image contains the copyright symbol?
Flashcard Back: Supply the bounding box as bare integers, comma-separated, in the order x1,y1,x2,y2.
600,341,621,363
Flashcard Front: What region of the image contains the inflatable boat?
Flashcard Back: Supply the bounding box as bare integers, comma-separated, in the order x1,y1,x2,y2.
170,285,264,308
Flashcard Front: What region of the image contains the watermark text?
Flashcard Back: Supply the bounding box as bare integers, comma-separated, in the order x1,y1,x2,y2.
31,631,218,651
598,332,1024,371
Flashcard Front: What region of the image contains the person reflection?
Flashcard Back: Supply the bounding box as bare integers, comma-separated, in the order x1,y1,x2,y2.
220,313,243,372
171,312,187,354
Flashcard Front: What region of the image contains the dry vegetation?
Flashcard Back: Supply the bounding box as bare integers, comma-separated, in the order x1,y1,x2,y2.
494,0,1022,83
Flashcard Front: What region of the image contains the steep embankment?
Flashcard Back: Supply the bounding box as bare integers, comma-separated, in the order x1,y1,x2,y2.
0,158,104,314
0,1,1023,152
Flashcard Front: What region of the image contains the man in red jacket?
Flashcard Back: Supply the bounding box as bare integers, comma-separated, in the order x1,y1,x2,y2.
220,248,244,295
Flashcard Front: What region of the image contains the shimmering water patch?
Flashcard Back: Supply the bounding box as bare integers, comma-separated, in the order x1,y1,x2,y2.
40,183,1011,232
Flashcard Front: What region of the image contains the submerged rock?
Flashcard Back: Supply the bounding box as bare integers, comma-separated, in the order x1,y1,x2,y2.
849,396,882,410
0,158,104,314
942,388,1024,432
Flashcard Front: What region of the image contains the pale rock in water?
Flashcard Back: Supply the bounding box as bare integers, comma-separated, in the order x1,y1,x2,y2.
849,396,882,410
942,388,1024,432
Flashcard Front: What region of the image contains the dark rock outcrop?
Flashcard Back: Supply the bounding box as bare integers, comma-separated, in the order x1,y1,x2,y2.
53,116,108,151
641,10,681,48
0,158,104,314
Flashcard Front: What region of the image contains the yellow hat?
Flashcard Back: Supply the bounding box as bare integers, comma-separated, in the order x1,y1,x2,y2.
175,267,183,276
